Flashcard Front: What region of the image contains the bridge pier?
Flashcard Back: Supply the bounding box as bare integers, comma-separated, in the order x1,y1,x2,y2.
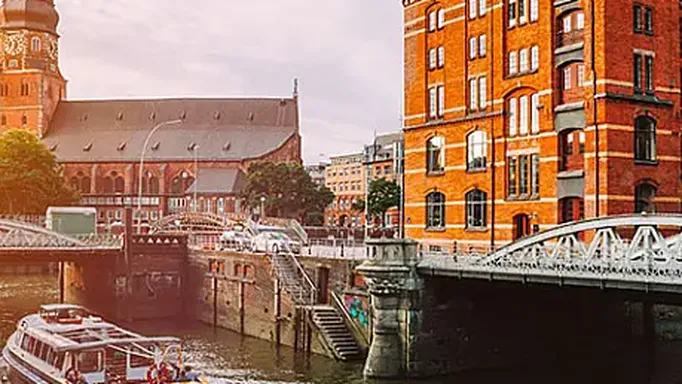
356,238,423,379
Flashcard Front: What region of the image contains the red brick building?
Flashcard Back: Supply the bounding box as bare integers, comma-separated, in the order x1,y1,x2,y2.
0,0,301,232
401,0,681,251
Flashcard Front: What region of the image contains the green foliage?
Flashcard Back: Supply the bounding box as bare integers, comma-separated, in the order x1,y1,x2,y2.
241,161,334,224
0,129,78,214
367,178,400,224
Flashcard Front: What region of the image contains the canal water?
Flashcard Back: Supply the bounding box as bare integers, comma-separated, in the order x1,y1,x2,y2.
2,275,682,384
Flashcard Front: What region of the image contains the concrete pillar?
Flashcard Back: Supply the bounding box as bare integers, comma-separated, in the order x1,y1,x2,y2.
356,238,423,379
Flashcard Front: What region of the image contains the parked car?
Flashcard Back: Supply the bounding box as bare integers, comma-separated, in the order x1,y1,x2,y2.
220,230,251,251
251,232,301,254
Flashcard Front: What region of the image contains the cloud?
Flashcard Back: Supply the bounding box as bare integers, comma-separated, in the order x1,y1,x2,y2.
54,0,403,164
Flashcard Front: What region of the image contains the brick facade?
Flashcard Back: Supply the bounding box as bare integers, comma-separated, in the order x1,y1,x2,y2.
0,1,302,229
401,0,682,250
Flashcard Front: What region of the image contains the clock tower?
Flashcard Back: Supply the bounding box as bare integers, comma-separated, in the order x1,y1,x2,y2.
0,0,66,137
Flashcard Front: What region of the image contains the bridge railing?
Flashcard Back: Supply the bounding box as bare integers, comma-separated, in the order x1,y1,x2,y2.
0,215,46,228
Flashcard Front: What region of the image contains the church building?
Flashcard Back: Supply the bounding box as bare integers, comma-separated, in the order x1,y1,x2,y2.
0,0,302,232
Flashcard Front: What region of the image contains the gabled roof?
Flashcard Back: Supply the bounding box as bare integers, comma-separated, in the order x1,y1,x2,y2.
185,168,246,195
43,97,299,163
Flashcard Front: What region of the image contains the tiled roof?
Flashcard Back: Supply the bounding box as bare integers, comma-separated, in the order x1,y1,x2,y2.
185,168,245,195
43,97,299,163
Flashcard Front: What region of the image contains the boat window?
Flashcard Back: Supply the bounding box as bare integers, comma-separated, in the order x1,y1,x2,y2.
129,346,152,368
54,352,65,370
20,334,30,351
39,342,49,361
32,340,43,357
26,336,35,353
46,348,56,366
77,351,102,373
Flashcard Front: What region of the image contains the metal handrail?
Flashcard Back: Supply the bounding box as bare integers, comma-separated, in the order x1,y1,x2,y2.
289,250,317,304
330,291,368,348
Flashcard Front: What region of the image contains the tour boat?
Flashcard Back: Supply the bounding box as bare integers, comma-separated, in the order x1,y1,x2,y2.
2,304,207,383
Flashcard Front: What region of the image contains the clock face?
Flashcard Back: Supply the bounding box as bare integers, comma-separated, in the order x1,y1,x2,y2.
3,34,23,55
47,38,58,60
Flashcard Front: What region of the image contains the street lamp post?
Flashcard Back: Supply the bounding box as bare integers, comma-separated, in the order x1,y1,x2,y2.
260,196,266,219
192,145,199,212
137,119,182,234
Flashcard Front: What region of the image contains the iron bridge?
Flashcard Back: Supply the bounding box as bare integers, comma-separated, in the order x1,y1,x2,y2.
0,219,121,250
419,214,682,294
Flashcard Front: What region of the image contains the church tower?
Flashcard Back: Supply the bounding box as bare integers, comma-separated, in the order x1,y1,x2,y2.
0,0,66,137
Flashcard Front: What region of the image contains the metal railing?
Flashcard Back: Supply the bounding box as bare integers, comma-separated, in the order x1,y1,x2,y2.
301,245,368,260
286,244,317,305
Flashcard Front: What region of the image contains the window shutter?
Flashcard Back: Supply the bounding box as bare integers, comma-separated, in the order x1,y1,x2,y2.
531,93,539,134
509,98,518,136
519,95,528,135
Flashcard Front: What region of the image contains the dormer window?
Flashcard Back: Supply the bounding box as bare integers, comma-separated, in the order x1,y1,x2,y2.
83,142,92,152
117,142,126,151
151,141,160,151
116,112,124,121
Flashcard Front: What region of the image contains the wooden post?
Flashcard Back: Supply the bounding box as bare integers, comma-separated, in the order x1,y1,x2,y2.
58,261,64,304
274,278,281,346
212,276,218,328
239,280,245,334
124,207,134,322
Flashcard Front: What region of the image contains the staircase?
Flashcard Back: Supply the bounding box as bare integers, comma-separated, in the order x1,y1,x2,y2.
311,306,363,361
271,253,314,304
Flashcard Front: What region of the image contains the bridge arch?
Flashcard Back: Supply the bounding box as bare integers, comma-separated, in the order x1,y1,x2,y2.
148,212,248,235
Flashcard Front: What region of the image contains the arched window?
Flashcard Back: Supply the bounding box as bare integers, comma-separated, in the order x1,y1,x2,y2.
425,191,445,229
69,177,79,191
635,182,656,213
466,131,487,171
80,176,91,194
634,116,656,162
101,177,114,193
426,136,445,174
0,115,5,126
114,176,125,193
140,176,148,194
465,189,487,228
149,176,160,194
31,37,41,52
171,176,183,195
171,171,193,195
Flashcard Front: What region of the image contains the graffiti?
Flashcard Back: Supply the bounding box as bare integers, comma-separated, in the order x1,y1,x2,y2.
344,294,369,329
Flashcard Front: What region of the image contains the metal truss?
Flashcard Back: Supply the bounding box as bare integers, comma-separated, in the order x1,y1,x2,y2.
0,219,119,249
148,212,248,235
419,214,682,289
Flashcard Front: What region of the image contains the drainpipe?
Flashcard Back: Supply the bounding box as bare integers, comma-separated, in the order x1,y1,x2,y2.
591,0,600,217
489,0,496,249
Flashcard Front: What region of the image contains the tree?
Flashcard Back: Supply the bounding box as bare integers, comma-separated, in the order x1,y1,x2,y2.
367,178,400,226
351,199,365,212
241,161,334,224
0,129,78,214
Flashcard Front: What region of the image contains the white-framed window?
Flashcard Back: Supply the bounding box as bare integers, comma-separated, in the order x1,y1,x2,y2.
467,131,487,171
478,76,487,110
429,87,437,118
563,15,571,33
508,98,518,136
437,85,445,117
31,37,41,52
531,93,539,134
218,198,225,213
563,67,572,90
530,45,539,71
518,0,527,24
576,12,585,29
426,136,446,174
469,78,477,111
437,9,445,29
519,48,529,72
469,0,477,19
429,11,437,32
437,46,445,68
577,64,585,87
530,0,538,22
508,0,517,28
479,0,487,16
509,51,518,75
469,37,477,60
479,34,487,57
429,48,437,70
519,95,529,135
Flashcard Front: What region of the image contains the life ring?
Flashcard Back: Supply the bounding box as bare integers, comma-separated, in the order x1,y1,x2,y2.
146,365,160,384
147,363,177,383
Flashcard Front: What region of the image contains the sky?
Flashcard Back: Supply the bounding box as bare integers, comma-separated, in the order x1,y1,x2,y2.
55,0,404,165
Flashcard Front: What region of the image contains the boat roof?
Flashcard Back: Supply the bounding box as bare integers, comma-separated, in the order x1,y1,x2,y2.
18,309,180,353
39,304,85,311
